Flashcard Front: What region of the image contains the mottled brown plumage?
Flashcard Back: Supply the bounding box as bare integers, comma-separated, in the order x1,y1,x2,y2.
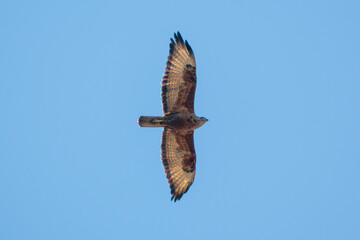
138,32,207,201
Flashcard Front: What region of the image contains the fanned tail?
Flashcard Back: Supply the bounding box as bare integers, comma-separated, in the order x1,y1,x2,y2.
138,116,166,127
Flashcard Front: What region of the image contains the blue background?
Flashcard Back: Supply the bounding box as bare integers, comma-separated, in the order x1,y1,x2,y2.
1,0,359,239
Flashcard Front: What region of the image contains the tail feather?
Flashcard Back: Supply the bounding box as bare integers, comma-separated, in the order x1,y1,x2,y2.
138,116,165,127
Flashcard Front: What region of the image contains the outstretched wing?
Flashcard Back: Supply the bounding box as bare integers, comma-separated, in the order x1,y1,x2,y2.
161,32,197,115
161,128,196,201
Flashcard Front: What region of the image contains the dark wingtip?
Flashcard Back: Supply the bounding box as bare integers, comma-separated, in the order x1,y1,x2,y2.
174,31,184,45
171,194,183,202
173,31,193,55
185,40,194,55
170,184,184,202
175,31,181,39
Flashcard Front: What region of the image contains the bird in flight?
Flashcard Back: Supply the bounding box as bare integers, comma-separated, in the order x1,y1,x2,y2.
138,32,207,201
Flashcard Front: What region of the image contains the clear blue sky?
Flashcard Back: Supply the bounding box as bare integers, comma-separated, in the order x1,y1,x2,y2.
1,0,359,239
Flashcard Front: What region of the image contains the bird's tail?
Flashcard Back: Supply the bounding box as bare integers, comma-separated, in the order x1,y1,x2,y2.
138,116,166,127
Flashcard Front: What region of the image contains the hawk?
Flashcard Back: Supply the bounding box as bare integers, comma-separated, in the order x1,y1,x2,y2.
138,32,207,201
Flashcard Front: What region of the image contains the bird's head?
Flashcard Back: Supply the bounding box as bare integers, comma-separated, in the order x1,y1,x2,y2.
200,117,208,122
198,117,208,126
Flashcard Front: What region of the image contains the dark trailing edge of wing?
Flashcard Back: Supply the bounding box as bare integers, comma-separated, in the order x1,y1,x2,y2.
161,86,168,113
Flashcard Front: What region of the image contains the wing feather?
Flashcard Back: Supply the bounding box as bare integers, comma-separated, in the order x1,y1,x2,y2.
161,128,196,201
161,32,197,115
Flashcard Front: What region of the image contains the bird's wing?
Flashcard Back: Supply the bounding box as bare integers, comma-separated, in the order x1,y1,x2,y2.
161,32,196,115
161,127,196,201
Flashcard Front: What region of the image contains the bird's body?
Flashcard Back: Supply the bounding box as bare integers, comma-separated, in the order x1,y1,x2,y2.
138,113,206,131
138,32,207,201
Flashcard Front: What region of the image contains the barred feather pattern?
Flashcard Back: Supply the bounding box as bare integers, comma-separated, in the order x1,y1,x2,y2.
161,128,196,201
161,32,197,115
